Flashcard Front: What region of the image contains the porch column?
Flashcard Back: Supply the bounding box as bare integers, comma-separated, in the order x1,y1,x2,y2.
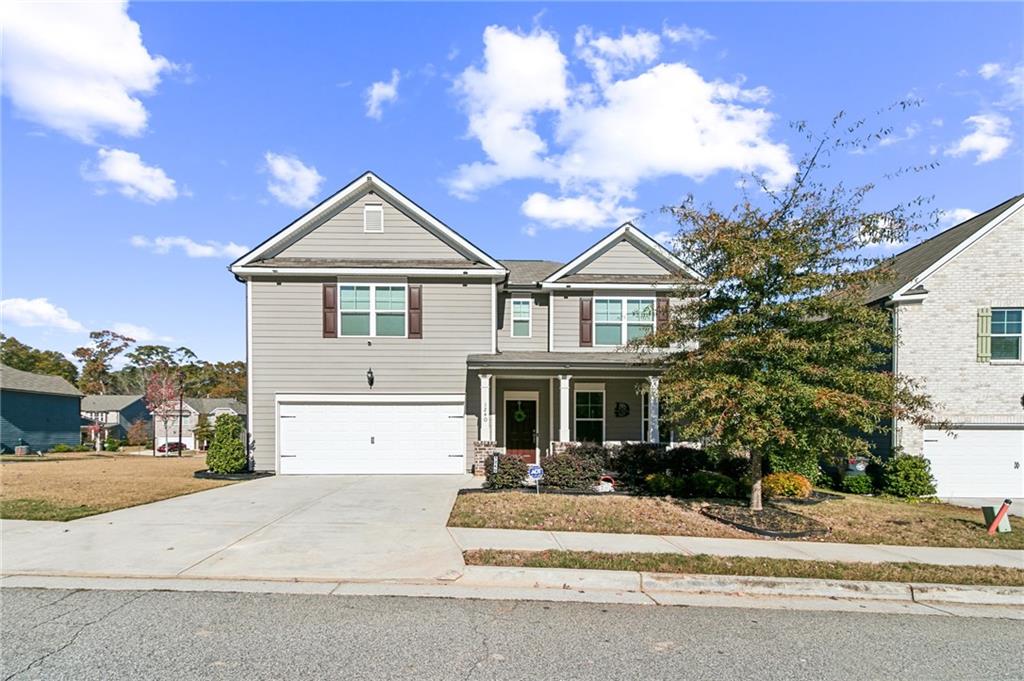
647,376,660,444
558,374,572,441
478,374,494,441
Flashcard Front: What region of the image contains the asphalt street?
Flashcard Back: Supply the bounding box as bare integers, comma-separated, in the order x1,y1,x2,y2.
1,588,1021,680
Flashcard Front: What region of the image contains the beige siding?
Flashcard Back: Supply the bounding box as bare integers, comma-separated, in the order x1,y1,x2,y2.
274,192,470,261
575,238,670,276
496,293,549,351
552,290,682,352
894,207,1024,456
250,277,492,470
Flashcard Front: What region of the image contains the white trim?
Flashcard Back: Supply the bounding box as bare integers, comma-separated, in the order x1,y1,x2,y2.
540,282,682,291
338,283,408,338
573,383,606,443
363,203,384,233
490,285,497,353
231,172,506,271
890,196,1024,300
549,377,555,454
543,223,703,283
593,296,656,347
510,297,532,338
547,294,554,351
991,307,1023,361
557,374,572,442
502,390,540,463
233,266,506,278
245,280,253,470
275,393,465,405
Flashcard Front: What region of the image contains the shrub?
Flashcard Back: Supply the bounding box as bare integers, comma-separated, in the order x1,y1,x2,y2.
103,438,121,452
562,442,611,468
51,443,73,453
715,455,749,482
643,472,688,497
126,419,150,447
669,446,718,476
686,470,739,498
541,451,603,489
880,455,936,498
206,414,248,474
610,443,668,486
762,472,813,499
765,448,822,483
485,453,529,489
841,474,874,495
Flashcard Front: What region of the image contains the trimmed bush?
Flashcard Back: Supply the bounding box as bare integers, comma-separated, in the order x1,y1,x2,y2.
841,474,874,495
103,438,121,452
686,470,739,498
762,472,813,499
541,450,603,489
51,443,74,453
485,453,529,489
613,444,718,486
881,455,936,498
206,414,248,474
765,448,822,483
644,472,688,497
562,442,611,468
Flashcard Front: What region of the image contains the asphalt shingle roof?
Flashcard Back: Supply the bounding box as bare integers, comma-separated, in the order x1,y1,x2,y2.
0,364,82,397
184,397,246,414
498,260,563,285
81,394,144,412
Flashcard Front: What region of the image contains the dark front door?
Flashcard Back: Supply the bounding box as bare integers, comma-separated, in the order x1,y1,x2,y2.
505,399,537,462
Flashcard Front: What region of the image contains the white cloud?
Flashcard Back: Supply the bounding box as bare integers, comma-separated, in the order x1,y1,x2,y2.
939,207,977,228
652,231,675,246
365,69,400,120
264,152,324,208
945,114,1012,164
1,298,85,333
3,1,173,143
878,122,921,147
662,23,714,48
979,63,1002,80
84,148,179,202
450,25,794,230
110,322,172,343
130,235,248,259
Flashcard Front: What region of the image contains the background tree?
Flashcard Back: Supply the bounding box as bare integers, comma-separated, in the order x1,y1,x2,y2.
115,345,197,393
126,418,151,448
73,331,134,394
650,111,939,511
0,335,79,384
145,370,180,456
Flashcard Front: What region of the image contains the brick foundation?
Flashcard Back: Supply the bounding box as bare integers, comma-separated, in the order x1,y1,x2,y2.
472,441,497,476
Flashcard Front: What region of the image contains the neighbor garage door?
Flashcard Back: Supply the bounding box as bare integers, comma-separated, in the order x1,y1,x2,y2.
923,428,1024,498
277,395,465,474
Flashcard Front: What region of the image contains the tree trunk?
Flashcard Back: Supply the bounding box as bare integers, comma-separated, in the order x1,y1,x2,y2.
749,449,763,511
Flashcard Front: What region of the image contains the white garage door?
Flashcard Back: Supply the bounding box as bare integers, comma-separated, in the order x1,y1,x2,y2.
923,428,1024,498
277,396,465,474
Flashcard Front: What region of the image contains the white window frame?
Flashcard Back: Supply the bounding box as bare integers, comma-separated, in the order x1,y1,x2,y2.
338,283,408,338
573,382,606,443
510,297,532,338
991,307,1023,361
593,297,655,347
363,203,384,233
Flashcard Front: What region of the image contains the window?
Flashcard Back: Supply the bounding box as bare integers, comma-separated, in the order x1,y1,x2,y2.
642,392,672,444
363,203,384,232
511,298,531,337
992,308,1022,360
594,297,655,346
339,284,406,337
574,389,604,443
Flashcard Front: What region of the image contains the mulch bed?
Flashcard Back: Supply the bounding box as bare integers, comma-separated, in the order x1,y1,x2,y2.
459,487,634,498
194,470,274,481
769,490,845,506
701,503,830,538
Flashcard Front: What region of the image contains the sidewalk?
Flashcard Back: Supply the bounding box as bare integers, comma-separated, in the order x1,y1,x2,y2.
448,527,1024,569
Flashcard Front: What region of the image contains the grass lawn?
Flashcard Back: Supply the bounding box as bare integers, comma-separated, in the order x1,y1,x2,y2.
465,549,1024,587
448,491,1024,550
0,453,232,521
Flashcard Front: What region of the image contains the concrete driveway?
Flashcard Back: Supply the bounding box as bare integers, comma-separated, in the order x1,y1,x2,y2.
1,475,477,582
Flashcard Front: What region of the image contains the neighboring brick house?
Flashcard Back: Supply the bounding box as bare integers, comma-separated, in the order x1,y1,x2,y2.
0,364,82,452
230,172,700,475
153,397,246,450
865,194,1024,500
80,394,151,444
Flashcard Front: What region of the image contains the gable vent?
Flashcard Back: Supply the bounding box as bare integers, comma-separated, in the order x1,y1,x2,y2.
364,204,384,233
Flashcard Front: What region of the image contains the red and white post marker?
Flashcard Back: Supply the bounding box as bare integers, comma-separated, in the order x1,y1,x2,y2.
987,499,1013,535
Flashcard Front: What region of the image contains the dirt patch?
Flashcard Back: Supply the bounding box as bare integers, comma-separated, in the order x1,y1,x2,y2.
701,503,828,538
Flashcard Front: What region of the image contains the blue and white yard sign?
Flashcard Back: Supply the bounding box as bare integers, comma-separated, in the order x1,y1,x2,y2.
527,465,544,482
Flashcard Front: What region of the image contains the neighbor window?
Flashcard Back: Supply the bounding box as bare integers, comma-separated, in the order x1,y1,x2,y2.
991,308,1022,360
363,204,384,232
339,284,406,337
511,298,531,337
594,297,654,346
574,390,604,443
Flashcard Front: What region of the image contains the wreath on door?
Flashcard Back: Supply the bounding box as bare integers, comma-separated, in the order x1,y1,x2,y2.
512,401,528,423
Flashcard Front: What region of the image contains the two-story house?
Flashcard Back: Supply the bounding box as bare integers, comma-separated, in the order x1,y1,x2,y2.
230,172,699,475
80,394,151,445
153,397,247,451
865,194,1024,501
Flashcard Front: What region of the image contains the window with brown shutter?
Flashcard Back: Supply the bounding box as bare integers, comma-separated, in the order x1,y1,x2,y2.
579,297,593,347
656,297,670,328
322,283,337,337
408,284,422,339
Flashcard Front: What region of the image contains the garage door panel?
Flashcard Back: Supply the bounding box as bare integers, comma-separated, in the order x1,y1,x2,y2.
278,399,465,475
923,428,1024,498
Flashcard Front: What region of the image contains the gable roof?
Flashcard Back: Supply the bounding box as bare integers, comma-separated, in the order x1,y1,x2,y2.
865,193,1024,304
542,222,703,286
184,397,246,414
500,260,563,286
81,394,144,412
230,171,506,274
1,364,81,397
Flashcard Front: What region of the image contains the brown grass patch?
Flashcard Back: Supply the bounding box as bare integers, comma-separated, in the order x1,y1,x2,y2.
0,454,232,521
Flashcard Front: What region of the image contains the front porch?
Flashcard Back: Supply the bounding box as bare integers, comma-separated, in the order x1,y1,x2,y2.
467,352,666,472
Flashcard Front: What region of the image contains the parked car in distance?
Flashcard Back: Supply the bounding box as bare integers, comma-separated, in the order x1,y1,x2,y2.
157,442,187,453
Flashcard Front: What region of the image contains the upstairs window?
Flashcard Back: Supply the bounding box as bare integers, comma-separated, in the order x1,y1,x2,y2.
992,308,1022,360
594,297,655,346
363,204,384,232
339,284,407,337
511,299,531,337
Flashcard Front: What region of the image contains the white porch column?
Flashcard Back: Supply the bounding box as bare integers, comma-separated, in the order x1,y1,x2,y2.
479,374,494,441
647,376,661,444
558,374,572,441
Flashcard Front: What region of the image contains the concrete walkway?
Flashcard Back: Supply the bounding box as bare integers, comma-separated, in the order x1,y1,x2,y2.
449,527,1024,569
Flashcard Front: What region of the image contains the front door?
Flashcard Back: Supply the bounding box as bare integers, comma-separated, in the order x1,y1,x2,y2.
505,399,537,462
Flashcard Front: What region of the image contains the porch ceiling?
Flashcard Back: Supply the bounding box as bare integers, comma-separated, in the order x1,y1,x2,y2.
467,351,662,371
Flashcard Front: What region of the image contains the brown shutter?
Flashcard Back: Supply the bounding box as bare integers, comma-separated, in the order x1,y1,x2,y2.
579,297,593,347
408,284,422,339
656,297,669,328
322,283,337,338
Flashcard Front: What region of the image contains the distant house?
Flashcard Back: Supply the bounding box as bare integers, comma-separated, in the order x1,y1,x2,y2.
153,397,246,450
80,394,151,444
0,364,82,452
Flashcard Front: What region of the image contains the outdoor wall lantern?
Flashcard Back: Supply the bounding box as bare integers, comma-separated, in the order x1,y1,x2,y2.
366,368,375,388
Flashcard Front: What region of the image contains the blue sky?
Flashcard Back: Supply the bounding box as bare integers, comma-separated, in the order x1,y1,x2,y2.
3,2,1022,363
